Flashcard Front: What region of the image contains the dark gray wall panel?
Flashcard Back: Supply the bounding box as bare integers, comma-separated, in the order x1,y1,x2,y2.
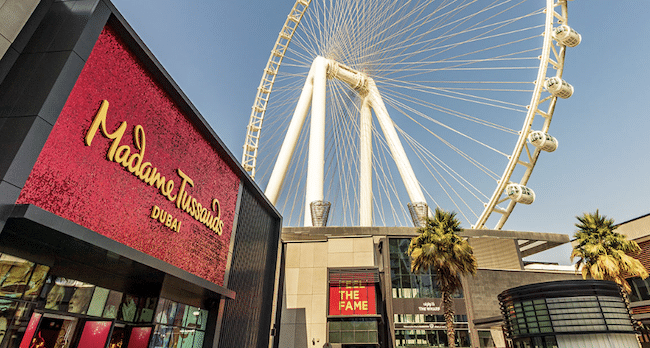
218,186,281,348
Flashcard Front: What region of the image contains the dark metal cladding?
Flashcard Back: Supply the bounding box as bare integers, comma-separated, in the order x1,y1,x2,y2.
498,280,636,340
218,185,282,348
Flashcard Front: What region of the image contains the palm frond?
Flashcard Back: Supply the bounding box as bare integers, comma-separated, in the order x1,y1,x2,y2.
572,210,649,292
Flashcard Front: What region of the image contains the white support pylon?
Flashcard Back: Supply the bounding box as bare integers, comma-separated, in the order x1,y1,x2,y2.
304,56,328,226
265,60,318,205
265,56,430,227
359,96,373,226
366,78,431,219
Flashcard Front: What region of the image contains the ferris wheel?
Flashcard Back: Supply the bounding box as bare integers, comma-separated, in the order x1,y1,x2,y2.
242,0,580,229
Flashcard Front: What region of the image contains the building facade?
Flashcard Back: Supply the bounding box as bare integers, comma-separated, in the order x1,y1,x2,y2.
0,1,281,348
615,213,650,347
499,280,639,348
276,227,579,348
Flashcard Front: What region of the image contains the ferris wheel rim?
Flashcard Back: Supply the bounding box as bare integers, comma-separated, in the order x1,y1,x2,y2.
474,0,570,229
242,0,573,230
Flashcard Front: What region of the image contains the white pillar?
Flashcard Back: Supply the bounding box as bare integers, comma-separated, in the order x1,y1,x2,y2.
304,56,328,226
367,78,430,217
265,61,318,205
359,96,373,226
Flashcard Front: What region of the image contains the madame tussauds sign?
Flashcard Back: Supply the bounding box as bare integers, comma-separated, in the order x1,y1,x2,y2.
17,25,238,285
84,100,224,235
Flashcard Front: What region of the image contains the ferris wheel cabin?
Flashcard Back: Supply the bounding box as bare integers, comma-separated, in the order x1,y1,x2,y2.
544,77,574,99
528,131,558,152
552,24,582,47
506,183,536,205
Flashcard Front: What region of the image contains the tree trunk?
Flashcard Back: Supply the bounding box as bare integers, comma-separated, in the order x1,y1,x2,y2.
443,290,456,348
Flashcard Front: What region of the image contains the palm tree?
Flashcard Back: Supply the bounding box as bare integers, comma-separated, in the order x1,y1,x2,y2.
571,210,648,293
408,208,477,348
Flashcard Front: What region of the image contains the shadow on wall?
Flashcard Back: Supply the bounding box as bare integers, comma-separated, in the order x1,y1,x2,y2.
278,307,308,347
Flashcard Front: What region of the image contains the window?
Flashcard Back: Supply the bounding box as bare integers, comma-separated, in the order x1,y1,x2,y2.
512,336,558,348
328,318,378,344
0,253,50,348
478,330,496,348
395,329,470,347
505,295,634,337
394,314,467,323
150,299,208,348
389,238,463,299
629,277,650,302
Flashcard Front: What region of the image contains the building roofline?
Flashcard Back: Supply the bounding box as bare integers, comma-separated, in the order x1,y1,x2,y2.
615,212,650,227
281,226,569,257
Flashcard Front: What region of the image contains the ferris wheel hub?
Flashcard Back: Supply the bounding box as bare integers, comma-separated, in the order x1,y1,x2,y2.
324,58,369,92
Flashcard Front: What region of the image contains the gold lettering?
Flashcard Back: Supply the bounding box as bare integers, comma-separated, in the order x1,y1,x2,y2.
127,125,145,174
85,100,127,162
190,198,197,216
175,169,194,207
214,219,223,235
115,145,131,166
158,211,167,223
208,215,217,229
138,162,152,180
212,199,221,219
210,198,223,235
163,179,176,201
151,205,182,233
146,168,165,189
85,101,225,236
179,192,191,211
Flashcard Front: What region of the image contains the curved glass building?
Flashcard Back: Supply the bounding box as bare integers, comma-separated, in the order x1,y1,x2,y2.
499,280,639,348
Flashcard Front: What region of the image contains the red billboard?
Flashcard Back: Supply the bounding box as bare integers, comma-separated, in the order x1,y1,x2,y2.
329,282,377,316
16,25,240,286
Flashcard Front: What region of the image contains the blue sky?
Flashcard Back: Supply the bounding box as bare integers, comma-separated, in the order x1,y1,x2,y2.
110,0,650,265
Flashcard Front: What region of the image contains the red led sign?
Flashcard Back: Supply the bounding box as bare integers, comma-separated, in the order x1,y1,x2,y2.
16,25,240,286
329,282,377,316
